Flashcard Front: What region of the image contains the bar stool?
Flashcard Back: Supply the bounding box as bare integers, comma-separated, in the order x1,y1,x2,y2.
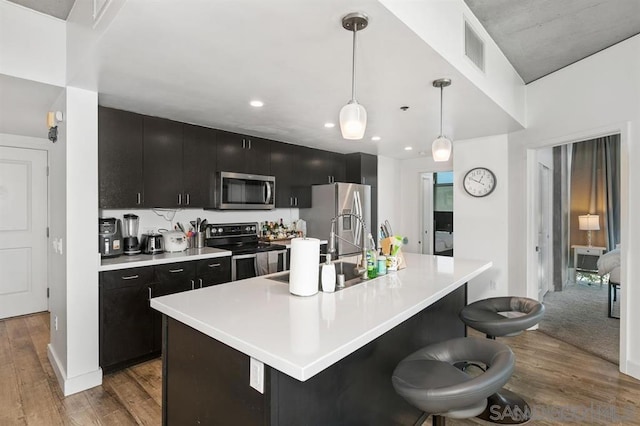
459,297,545,424
392,337,515,426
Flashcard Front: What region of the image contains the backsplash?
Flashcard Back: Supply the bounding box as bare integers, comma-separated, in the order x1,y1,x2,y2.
100,208,300,235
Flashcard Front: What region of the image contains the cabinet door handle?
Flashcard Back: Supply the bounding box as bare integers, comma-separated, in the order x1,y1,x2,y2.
136,193,142,205
148,287,152,300
185,193,190,205
169,268,184,273
198,278,203,288
177,193,182,205
242,138,246,149
290,196,293,206
121,275,139,280
294,197,298,206
191,279,195,290
249,139,252,149
208,263,221,268
362,177,366,185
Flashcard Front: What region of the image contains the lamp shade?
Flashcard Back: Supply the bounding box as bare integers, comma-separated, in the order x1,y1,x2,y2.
340,101,367,140
432,136,452,162
578,214,600,231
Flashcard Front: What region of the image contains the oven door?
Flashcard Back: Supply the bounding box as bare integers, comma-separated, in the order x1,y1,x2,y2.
231,253,258,281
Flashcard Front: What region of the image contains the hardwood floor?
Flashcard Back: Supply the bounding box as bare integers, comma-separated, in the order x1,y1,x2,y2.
1,312,639,425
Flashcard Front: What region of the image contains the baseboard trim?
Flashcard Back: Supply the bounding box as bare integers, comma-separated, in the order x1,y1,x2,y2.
624,358,640,380
47,344,103,396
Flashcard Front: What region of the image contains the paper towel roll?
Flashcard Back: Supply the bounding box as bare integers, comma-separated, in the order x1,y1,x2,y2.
289,237,320,296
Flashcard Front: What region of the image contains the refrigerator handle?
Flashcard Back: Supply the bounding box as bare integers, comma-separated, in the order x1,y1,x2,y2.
353,191,362,246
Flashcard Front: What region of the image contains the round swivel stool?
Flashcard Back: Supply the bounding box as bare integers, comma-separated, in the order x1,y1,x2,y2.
392,337,515,426
460,297,545,424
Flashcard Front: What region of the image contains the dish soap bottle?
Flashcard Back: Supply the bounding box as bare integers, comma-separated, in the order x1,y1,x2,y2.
366,233,378,279
321,253,336,292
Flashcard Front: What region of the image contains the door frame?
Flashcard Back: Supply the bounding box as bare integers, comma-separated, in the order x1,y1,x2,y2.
419,173,434,255
525,122,629,373
536,162,552,299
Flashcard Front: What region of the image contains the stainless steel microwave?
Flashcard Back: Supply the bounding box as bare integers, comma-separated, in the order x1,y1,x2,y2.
216,172,275,210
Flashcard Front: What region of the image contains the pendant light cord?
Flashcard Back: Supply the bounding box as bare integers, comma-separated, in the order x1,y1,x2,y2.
439,86,444,137
351,26,357,102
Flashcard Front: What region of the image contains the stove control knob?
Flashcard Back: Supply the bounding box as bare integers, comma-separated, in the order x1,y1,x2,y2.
210,228,217,234
245,226,251,232
251,226,256,232
218,228,223,233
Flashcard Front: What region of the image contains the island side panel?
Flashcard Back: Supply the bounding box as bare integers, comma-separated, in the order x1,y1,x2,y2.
270,284,467,425
163,317,270,425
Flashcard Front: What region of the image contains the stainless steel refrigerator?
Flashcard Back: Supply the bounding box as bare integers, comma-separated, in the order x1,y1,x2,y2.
300,183,371,257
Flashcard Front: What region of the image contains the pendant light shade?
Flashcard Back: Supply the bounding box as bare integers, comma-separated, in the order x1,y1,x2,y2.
340,100,367,139
432,78,452,162
432,136,452,162
340,12,369,140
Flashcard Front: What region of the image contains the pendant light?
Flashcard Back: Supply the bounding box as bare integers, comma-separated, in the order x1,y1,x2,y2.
432,78,452,162
339,12,369,140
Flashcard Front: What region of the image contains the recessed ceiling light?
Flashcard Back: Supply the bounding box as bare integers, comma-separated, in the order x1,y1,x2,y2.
324,122,335,128
250,100,264,107
404,146,413,151
371,136,381,141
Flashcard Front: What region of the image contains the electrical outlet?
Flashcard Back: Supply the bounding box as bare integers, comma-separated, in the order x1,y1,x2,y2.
490,280,497,290
54,315,58,331
249,358,264,393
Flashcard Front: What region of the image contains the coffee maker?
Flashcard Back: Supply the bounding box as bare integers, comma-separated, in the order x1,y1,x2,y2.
99,218,124,257
122,214,141,255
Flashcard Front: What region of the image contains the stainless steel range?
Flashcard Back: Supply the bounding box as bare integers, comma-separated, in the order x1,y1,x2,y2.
205,222,287,281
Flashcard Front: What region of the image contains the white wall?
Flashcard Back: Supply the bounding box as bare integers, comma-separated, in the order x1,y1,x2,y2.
379,0,525,125
100,208,300,236
454,135,509,303
0,0,66,86
398,156,453,253
509,35,640,378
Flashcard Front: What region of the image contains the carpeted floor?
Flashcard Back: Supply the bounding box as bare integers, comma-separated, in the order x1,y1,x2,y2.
539,280,620,364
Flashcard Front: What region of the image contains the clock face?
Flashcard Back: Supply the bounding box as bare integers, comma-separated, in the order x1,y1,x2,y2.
463,167,496,197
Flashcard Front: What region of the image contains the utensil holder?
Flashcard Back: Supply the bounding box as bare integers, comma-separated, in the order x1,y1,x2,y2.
195,232,205,249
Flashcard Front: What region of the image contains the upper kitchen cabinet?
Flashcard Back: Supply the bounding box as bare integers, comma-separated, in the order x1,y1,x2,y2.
183,124,217,208
270,142,313,208
345,152,377,187
216,131,271,176
143,116,184,208
306,149,345,184
98,107,144,208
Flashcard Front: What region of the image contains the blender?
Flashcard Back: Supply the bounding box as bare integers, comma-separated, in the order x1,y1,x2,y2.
122,214,141,255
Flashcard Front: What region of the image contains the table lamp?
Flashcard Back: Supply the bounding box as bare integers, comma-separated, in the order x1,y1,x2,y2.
578,214,600,247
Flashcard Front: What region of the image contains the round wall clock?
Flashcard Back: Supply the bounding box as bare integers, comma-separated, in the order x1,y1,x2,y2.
463,167,496,197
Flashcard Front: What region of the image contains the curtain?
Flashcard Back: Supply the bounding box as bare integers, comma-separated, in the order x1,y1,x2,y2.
569,134,621,250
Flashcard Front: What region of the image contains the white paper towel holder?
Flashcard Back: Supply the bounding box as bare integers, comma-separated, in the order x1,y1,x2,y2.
289,237,320,297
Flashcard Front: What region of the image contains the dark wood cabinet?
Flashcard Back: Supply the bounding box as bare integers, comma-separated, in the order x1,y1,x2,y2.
217,132,271,175
100,256,231,372
98,107,144,208
99,267,155,372
270,141,297,208
143,116,184,208
183,124,218,208
196,257,232,288
332,152,346,183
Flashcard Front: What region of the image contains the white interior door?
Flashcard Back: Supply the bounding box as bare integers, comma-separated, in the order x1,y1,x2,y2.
537,163,551,299
420,173,434,255
0,146,48,319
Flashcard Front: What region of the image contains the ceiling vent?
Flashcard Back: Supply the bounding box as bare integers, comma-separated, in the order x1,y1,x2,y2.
464,21,485,72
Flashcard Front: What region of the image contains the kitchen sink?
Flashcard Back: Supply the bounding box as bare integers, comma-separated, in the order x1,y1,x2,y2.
266,262,366,291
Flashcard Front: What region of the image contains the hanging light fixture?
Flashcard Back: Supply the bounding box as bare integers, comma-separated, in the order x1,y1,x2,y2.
432,78,452,161
339,12,369,140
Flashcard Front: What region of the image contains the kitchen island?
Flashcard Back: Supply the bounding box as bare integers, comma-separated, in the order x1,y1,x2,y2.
151,253,491,425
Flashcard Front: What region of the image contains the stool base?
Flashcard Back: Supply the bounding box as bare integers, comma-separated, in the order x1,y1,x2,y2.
477,388,531,424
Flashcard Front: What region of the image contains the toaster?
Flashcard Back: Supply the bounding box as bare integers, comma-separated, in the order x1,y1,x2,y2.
162,231,189,252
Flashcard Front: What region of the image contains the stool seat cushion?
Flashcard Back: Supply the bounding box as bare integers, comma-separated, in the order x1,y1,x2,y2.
392,337,514,417
460,297,545,337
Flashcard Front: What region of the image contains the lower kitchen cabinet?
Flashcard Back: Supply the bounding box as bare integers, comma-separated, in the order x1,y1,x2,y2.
196,257,232,288
100,256,232,373
99,267,155,373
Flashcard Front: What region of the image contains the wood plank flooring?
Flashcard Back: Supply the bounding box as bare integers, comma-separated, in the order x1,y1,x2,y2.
1,312,639,425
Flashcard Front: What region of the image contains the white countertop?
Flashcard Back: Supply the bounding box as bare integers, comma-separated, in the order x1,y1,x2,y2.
151,253,491,381
99,247,232,271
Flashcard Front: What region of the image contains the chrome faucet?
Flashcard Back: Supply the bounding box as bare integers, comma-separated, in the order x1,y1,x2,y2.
328,212,368,280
